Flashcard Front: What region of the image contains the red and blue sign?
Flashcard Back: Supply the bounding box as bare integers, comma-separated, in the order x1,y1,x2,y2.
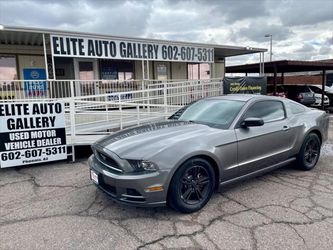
23,68,47,97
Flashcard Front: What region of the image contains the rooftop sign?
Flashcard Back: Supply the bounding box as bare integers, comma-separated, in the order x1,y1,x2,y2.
50,35,214,63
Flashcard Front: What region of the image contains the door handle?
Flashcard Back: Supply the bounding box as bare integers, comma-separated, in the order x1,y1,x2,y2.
282,125,290,131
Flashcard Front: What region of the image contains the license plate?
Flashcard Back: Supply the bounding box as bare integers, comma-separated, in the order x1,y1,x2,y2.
90,170,99,184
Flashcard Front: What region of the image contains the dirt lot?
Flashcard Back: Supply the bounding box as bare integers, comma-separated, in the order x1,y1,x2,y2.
1,119,333,250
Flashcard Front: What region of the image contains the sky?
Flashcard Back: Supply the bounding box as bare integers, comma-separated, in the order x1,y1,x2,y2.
0,0,332,65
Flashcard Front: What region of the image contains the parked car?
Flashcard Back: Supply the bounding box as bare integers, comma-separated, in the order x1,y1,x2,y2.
325,85,333,93
307,85,330,107
89,95,329,213
267,85,287,98
308,85,333,108
283,85,316,106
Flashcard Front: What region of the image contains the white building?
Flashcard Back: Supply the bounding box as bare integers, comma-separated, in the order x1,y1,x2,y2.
0,25,265,87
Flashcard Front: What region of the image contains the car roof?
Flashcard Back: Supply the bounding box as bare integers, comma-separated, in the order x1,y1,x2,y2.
206,94,285,102
308,85,321,89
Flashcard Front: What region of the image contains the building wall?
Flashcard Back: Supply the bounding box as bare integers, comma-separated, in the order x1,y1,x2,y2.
154,62,171,80
171,62,187,80
1,44,226,81
268,75,324,85
135,61,188,80
134,60,154,79
134,61,210,80
0,44,44,55
0,45,47,80
18,55,46,79
213,62,225,78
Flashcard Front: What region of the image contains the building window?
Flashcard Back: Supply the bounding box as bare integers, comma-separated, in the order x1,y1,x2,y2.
100,60,134,80
0,55,18,81
0,55,20,99
157,64,167,80
79,61,94,80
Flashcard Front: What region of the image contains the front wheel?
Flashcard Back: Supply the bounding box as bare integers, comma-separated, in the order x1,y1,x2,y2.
297,133,321,171
167,158,215,213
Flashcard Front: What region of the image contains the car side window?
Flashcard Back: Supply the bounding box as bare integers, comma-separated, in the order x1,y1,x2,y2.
289,101,306,114
243,101,285,123
310,87,321,94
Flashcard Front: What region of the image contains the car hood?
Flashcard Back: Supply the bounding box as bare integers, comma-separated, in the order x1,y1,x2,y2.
95,120,219,159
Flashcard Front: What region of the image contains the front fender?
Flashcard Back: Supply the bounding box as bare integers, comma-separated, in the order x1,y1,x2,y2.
157,149,220,198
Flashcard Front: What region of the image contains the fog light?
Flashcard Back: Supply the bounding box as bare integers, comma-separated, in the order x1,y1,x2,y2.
145,185,164,192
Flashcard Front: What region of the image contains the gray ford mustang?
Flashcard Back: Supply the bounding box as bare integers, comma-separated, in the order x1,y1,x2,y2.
89,94,329,213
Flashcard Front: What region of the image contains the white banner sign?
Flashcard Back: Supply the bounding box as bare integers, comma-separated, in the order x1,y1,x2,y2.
50,35,214,63
0,102,67,168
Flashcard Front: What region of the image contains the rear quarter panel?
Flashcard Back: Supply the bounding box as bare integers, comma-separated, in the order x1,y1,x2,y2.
285,104,329,156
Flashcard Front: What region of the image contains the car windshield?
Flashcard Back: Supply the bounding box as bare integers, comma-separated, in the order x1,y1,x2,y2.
309,86,321,93
169,99,245,128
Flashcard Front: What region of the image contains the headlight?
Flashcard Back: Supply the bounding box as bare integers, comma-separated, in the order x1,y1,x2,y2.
128,160,158,172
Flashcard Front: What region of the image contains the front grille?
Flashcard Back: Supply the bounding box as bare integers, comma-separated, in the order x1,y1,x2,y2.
95,150,123,173
99,177,117,197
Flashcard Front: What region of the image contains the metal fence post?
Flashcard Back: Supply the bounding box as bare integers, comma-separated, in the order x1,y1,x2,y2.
220,78,224,95
147,82,150,113
70,80,75,99
69,80,76,162
50,80,53,99
106,103,109,121
141,80,146,110
136,105,140,125
141,80,145,91
164,82,167,116
201,80,204,98
119,93,123,130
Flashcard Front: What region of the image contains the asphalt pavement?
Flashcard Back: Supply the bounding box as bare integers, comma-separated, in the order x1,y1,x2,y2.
1,127,333,249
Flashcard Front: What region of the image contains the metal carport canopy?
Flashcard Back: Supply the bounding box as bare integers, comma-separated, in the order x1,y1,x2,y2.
0,25,265,58
226,60,333,110
226,60,333,73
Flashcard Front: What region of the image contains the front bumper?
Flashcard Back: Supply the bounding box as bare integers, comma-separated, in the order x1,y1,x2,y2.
88,155,169,207
311,100,330,107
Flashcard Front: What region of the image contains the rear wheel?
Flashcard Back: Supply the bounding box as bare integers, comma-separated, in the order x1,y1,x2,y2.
167,158,215,213
297,133,321,170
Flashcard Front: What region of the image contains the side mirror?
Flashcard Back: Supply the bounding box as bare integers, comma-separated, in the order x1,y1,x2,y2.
241,117,264,127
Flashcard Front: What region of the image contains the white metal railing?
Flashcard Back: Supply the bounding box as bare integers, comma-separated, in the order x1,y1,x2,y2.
0,79,222,101
69,100,180,133
147,78,223,106
0,78,223,161
1,78,223,134
0,79,145,100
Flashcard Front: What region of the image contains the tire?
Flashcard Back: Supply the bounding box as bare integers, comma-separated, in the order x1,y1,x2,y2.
297,133,321,171
167,158,215,213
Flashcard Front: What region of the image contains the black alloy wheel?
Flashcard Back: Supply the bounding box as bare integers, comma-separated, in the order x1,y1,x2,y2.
168,158,215,213
180,165,210,205
297,133,321,170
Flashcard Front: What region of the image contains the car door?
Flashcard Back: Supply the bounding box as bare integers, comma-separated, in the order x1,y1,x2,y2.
235,100,294,176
